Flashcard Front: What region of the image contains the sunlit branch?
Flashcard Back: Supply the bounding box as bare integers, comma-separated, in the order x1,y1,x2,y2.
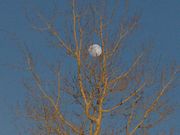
34,12,73,55
129,74,176,135
107,19,138,58
89,121,93,135
109,52,144,85
93,16,108,135
78,16,83,51
32,71,80,134
103,82,146,113
85,103,97,122
72,0,79,51
26,53,80,134
126,96,141,135
72,0,89,106
56,71,61,106
71,1,97,125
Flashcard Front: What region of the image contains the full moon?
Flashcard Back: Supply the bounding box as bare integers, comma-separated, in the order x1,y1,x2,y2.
88,44,102,57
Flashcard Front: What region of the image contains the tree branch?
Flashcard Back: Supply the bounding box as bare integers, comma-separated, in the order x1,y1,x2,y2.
109,52,143,85
25,52,80,134
103,82,146,113
129,74,176,135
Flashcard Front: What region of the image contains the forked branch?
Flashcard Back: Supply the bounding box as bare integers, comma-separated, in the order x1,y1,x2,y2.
103,82,146,113
129,73,177,135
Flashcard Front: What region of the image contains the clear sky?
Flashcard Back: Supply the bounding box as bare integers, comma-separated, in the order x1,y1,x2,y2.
0,0,179,135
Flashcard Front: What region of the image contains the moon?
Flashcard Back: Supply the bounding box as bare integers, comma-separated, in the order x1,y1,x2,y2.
88,44,102,57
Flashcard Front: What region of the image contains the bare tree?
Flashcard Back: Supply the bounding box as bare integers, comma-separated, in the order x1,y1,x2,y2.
19,0,179,135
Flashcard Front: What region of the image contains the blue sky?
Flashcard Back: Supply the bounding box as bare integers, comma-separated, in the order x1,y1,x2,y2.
0,0,179,135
